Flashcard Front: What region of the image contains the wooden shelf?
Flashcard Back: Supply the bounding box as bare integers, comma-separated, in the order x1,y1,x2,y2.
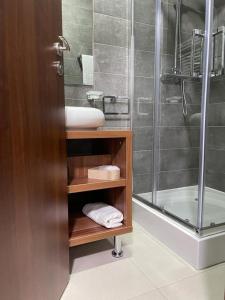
69,211,132,247
67,129,133,246
66,130,132,140
68,177,126,193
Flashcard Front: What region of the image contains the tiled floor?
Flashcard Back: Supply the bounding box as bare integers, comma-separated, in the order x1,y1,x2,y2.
61,222,225,300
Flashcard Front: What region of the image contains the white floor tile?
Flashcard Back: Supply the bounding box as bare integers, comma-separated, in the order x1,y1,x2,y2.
124,227,199,288
129,289,166,300
159,265,225,300
62,223,225,300
69,222,158,274
62,259,155,300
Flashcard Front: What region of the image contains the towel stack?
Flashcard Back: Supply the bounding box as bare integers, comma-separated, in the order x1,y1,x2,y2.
82,202,123,228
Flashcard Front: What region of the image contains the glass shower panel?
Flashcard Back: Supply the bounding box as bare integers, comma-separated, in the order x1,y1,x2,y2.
202,0,225,230
132,0,156,201
152,0,205,228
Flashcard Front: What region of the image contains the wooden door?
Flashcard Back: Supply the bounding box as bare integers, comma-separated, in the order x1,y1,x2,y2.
0,0,69,299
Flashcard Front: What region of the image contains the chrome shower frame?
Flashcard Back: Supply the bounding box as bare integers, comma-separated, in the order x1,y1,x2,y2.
132,0,224,236
197,0,214,231
153,0,215,234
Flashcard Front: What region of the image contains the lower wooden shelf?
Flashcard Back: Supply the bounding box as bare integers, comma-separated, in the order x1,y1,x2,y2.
69,211,132,247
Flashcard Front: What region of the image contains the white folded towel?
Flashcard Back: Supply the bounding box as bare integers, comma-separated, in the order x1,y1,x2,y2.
82,202,123,229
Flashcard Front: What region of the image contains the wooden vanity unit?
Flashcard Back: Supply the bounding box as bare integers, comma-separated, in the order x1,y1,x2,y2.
66,130,133,247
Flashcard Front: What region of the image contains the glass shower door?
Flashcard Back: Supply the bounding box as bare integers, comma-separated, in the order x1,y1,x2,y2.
201,0,225,233
133,0,225,234
152,0,205,229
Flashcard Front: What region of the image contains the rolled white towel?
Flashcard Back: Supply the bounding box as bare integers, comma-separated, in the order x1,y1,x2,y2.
82,202,123,229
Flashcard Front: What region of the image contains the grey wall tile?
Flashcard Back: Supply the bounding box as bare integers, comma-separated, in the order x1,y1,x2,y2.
210,80,225,103
63,6,93,26
103,119,130,128
160,149,199,171
183,82,202,105
134,22,155,51
206,171,225,192
64,58,82,76
181,7,205,33
65,99,90,107
162,54,174,74
64,75,84,85
161,104,201,126
64,85,91,100
94,44,128,75
134,0,155,26
208,127,225,150
161,83,182,103
94,0,128,19
160,104,186,126
162,28,175,55
63,22,93,57
63,0,93,10
135,50,154,77
94,73,128,96
159,169,198,190
133,173,152,194
160,127,200,149
206,149,225,173
133,127,153,151
132,102,153,127
133,150,153,175
94,13,128,47
208,103,225,126
134,77,154,101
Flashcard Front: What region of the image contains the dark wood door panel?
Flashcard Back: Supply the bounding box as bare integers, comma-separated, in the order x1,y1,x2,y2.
0,0,69,299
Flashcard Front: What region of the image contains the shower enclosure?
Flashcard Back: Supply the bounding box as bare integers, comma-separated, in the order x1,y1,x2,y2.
132,0,225,267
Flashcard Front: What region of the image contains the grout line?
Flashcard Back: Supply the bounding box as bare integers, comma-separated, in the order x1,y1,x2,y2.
94,12,129,22
159,168,199,173
134,147,200,152
95,71,128,77
94,42,129,50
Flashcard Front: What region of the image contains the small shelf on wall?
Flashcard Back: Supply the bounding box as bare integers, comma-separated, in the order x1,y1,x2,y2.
69,211,132,247
68,177,126,193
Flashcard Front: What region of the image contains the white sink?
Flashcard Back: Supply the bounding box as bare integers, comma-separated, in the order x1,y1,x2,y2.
65,106,105,130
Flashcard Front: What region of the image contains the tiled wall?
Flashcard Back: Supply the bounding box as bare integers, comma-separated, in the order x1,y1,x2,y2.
63,0,225,195
133,0,204,194
206,2,225,193
63,0,130,128
62,0,93,85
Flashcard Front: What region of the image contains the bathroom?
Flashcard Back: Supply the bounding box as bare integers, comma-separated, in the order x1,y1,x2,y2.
1,0,225,299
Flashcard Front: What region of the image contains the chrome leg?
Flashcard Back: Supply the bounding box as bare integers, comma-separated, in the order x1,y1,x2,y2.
112,236,123,258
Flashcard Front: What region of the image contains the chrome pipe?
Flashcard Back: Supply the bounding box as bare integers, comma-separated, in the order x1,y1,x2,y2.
152,0,162,205
197,0,214,231
174,0,182,74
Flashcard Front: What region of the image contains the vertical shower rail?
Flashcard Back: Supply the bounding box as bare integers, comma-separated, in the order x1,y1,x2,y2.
197,0,214,231
152,0,162,205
